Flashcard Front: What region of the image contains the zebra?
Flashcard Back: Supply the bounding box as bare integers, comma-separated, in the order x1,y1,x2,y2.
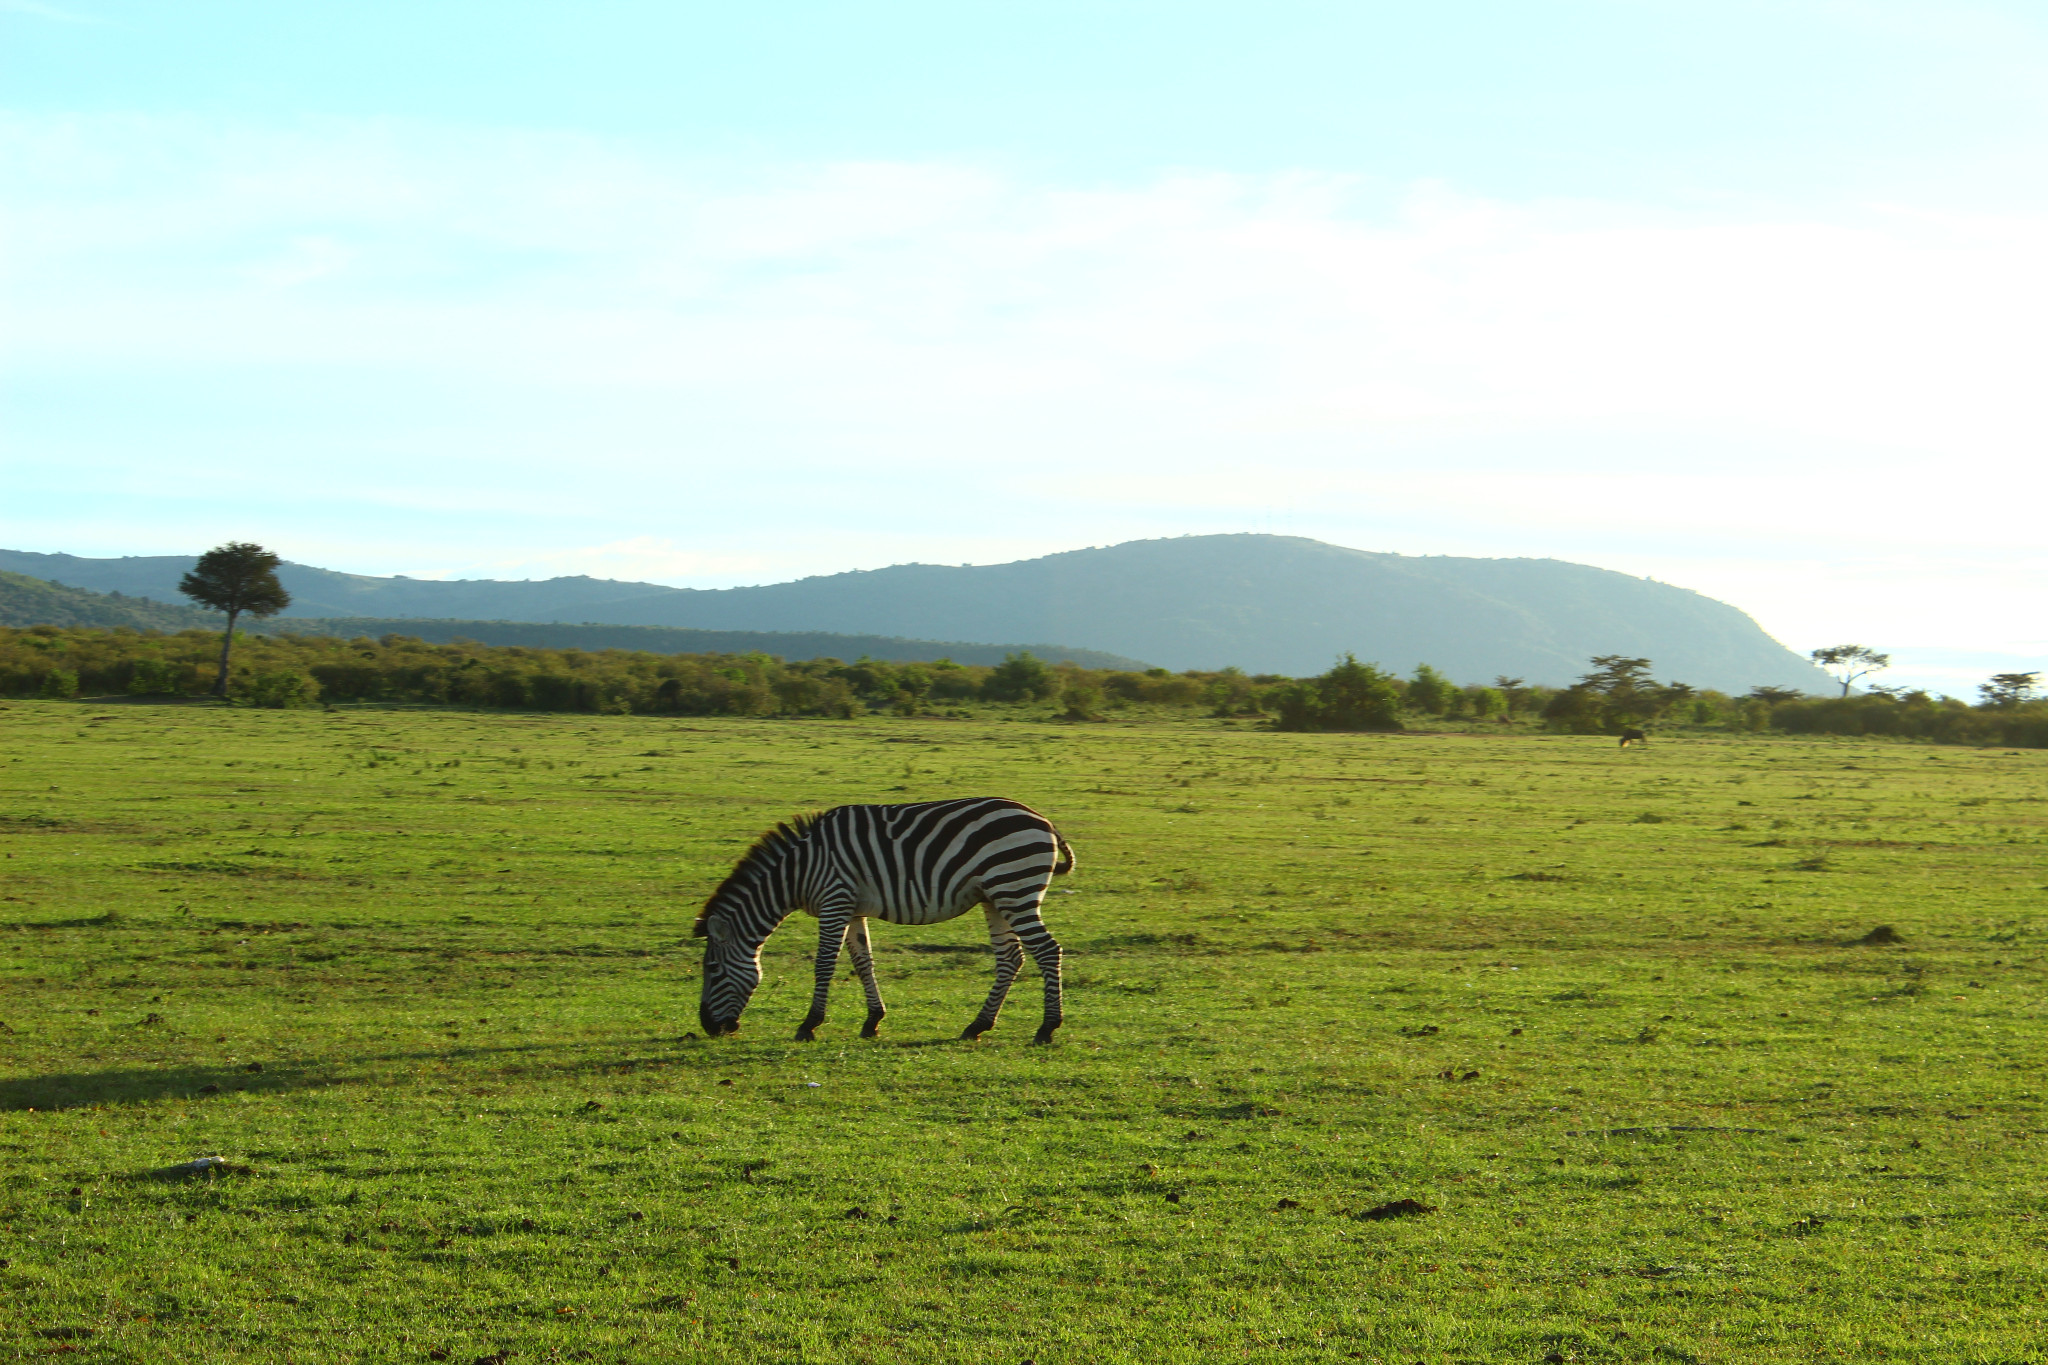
693,797,1075,1044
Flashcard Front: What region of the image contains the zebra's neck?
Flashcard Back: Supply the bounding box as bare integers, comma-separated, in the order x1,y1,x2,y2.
708,817,817,938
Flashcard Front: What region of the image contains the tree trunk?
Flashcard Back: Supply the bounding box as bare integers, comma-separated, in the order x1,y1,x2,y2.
212,609,241,697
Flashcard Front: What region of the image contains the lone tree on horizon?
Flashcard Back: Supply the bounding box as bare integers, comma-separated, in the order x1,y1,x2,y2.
1810,644,1890,697
179,542,292,696
1981,671,2041,708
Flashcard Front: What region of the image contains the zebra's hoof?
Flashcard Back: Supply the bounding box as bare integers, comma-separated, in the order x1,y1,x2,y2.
1033,1025,1060,1044
960,1023,991,1040
795,1025,818,1042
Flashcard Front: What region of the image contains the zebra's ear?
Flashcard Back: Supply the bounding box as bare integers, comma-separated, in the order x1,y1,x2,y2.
692,915,710,938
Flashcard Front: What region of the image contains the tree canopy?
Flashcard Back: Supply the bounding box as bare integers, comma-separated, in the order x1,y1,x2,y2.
1809,644,1890,697
1981,672,2041,708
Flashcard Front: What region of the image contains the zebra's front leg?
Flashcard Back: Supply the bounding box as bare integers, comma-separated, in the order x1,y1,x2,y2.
797,906,854,1042
847,917,888,1038
962,906,1024,1040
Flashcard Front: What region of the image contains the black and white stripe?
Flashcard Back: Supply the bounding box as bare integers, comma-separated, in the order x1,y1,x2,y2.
694,797,1074,1043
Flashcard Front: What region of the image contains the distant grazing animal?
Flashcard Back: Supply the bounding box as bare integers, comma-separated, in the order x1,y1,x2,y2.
694,798,1074,1043
1618,729,1648,748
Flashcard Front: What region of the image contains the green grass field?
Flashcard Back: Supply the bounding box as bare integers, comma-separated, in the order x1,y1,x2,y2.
2,699,2045,1363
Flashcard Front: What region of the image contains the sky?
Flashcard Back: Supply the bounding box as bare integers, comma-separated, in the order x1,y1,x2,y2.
3,0,2046,692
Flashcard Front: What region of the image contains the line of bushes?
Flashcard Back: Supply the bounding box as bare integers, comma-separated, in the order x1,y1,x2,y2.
1768,692,2048,747
0,627,1293,720
5,625,2040,748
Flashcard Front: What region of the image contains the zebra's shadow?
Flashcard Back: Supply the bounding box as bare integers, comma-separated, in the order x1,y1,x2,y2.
0,1036,685,1111
0,1024,1055,1110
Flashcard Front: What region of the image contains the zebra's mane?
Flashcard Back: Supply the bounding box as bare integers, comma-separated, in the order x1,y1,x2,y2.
700,811,822,918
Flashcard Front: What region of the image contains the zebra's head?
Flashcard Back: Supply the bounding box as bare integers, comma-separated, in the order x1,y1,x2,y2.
695,908,762,1036
694,815,811,1037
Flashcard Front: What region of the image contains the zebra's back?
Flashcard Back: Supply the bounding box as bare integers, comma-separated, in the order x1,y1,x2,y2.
817,797,1064,925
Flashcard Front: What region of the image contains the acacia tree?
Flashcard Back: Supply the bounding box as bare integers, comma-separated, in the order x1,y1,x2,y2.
1542,655,1691,734
1809,644,1890,697
1981,672,2041,708
178,542,292,696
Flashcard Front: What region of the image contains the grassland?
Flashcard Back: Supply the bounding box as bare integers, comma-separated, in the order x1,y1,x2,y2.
1,699,2045,1363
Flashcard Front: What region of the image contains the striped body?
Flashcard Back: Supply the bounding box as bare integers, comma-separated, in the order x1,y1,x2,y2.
694,797,1074,1043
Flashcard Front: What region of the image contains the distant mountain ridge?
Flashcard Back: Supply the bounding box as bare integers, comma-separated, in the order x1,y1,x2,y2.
0,536,1828,690
0,572,1145,669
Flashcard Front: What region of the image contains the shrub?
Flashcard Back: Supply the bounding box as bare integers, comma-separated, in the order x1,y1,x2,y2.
982,652,1058,702
1995,703,2048,747
893,666,932,701
827,658,902,702
528,673,591,711
772,673,859,717
1273,655,1403,732
1201,667,1266,716
487,672,531,708
232,670,319,709
126,658,191,695
38,668,79,699
924,660,980,700
307,663,385,701
1540,685,1607,734
1465,686,1507,719
1406,663,1456,715
1060,675,1105,721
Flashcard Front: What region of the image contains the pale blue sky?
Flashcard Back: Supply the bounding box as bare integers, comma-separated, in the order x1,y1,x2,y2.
9,1,2046,200
4,1,2046,686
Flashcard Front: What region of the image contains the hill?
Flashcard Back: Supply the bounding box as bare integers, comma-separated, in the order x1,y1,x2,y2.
0,549,690,622
0,572,1146,670
0,571,218,630
1,536,1829,690
238,618,1148,669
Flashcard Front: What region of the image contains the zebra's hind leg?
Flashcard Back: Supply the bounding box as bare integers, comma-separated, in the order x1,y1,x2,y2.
961,905,1024,1040
1009,909,1065,1044
797,906,854,1042
847,917,887,1038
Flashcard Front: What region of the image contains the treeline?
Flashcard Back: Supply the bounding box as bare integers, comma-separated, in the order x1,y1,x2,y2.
4,625,2040,749
0,626,1286,718
1768,692,2048,748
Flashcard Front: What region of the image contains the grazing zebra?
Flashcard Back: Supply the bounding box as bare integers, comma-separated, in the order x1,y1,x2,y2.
1618,728,1649,748
694,797,1074,1044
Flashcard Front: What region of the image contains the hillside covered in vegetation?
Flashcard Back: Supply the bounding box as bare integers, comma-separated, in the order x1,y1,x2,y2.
0,572,1144,670
0,570,218,631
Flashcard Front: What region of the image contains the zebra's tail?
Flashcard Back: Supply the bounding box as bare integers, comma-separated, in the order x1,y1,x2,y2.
1052,834,1076,877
